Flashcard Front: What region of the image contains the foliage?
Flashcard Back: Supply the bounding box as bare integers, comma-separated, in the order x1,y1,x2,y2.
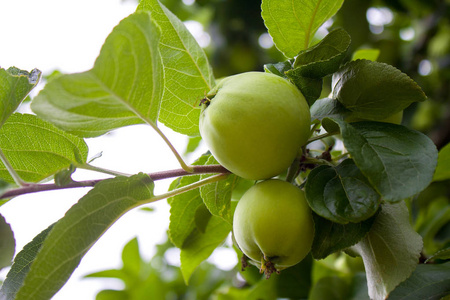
0,0,449,299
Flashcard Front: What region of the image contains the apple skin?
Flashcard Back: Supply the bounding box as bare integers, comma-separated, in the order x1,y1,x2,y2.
233,179,314,274
199,72,311,180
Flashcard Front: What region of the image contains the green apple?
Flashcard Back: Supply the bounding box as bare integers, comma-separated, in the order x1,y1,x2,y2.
233,179,314,277
199,72,311,180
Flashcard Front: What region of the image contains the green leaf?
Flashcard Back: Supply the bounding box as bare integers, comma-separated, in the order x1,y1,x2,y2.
333,120,438,202
352,49,380,61
0,214,15,271
0,113,88,184
14,174,154,300
287,76,323,106
167,154,210,248
200,156,239,224
261,0,344,58
264,60,293,79
433,142,450,182
305,159,381,224
184,136,202,156
291,28,351,77
0,67,41,127
0,224,53,300
274,254,312,298
387,262,450,300
351,202,423,300
32,12,163,138
311,212,377,260
310,98,350,121
427,247,450,263
309,276,350,300
180,215,231,284
138,0,215,136
332,60,427,120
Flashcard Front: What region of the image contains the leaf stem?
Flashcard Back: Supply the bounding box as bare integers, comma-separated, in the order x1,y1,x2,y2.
145,173,229,203
0,148,28,186
0,164,230,199
306,132,336,144
77,163,131,177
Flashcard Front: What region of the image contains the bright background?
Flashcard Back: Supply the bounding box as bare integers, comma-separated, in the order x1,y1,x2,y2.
0,0,235,299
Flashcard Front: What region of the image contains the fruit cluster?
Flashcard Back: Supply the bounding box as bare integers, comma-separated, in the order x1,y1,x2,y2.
200,72,314,277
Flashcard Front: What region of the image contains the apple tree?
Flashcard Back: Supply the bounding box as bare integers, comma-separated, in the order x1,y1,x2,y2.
0,0,449,299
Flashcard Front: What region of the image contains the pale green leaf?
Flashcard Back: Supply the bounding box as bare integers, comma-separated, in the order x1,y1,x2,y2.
261,0,344,58
138,0,215,136
14,174,154,300
0,67,41,127
0,224,53,300
0,113,88,184
32,12,163,138
180,215,231,284
433,142,450,182
0,214,15,271
352,202,423,300
352,49,380,61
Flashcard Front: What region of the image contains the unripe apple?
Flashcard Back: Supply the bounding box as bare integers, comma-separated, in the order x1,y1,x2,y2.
233,179,314,277
199,72,311,180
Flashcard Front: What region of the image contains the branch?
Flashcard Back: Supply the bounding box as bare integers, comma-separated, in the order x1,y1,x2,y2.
0,164,230,199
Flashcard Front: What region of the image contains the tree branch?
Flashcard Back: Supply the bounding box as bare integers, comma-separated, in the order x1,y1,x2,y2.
0,164,230,199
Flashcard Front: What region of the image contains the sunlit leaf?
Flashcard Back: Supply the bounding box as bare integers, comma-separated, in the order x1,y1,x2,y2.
351,202,423,300
0,67,41,127
32,12,163,137
0,113,88,184
352,49,380,61
261,0,344,58
14,174,154,300
138,0,215,135
433,142,450,181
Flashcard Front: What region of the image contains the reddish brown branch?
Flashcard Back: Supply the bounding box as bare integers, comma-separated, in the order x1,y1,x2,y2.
0,165,230,199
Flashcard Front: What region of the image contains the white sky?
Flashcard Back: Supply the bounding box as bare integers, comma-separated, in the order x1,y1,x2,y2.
0,0,227,299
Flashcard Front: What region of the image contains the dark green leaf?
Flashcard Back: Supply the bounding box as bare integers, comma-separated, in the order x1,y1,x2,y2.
311,212,377,259
0,67,41,127
0,214,15,271
310,98,351,121
333,120,438,202
305,159,381,224
0,224,53,300
138,0,215,136
332,60,427,120
32,12,162,137
14,174,154,300
261,0,344,57
274,254,312,299
0,113,88,184
286,76,323,106
351,202,423,300
387,262,450,300
264,60,293,79
309,276,350,300
434,142,450,182
291,28,351,77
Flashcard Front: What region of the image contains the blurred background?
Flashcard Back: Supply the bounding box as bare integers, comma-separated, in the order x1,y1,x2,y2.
0,0,449,299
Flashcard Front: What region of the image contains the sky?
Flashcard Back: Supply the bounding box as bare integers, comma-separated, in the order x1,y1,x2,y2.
0,0,236,298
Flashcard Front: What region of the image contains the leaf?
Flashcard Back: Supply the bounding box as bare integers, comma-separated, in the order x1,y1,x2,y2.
305,159,381,224
351,202,423,300
200,156,239,224
0,224,53,300
433,142,450,182
167,154,210,248
264,60,294,79
274,254,312,298
0,113,88,184
311,212,377,260
31,12,163,138
261,0,344,58
180,215,231,284
138,0,215,136
0,214,15,271
0,67,41,127
427,247,450,263
14,174,154,300
352,49,380,61
332,60,427,120
310,98,350,121
309,276,350,300
333,120,438,202
387,262,450,300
